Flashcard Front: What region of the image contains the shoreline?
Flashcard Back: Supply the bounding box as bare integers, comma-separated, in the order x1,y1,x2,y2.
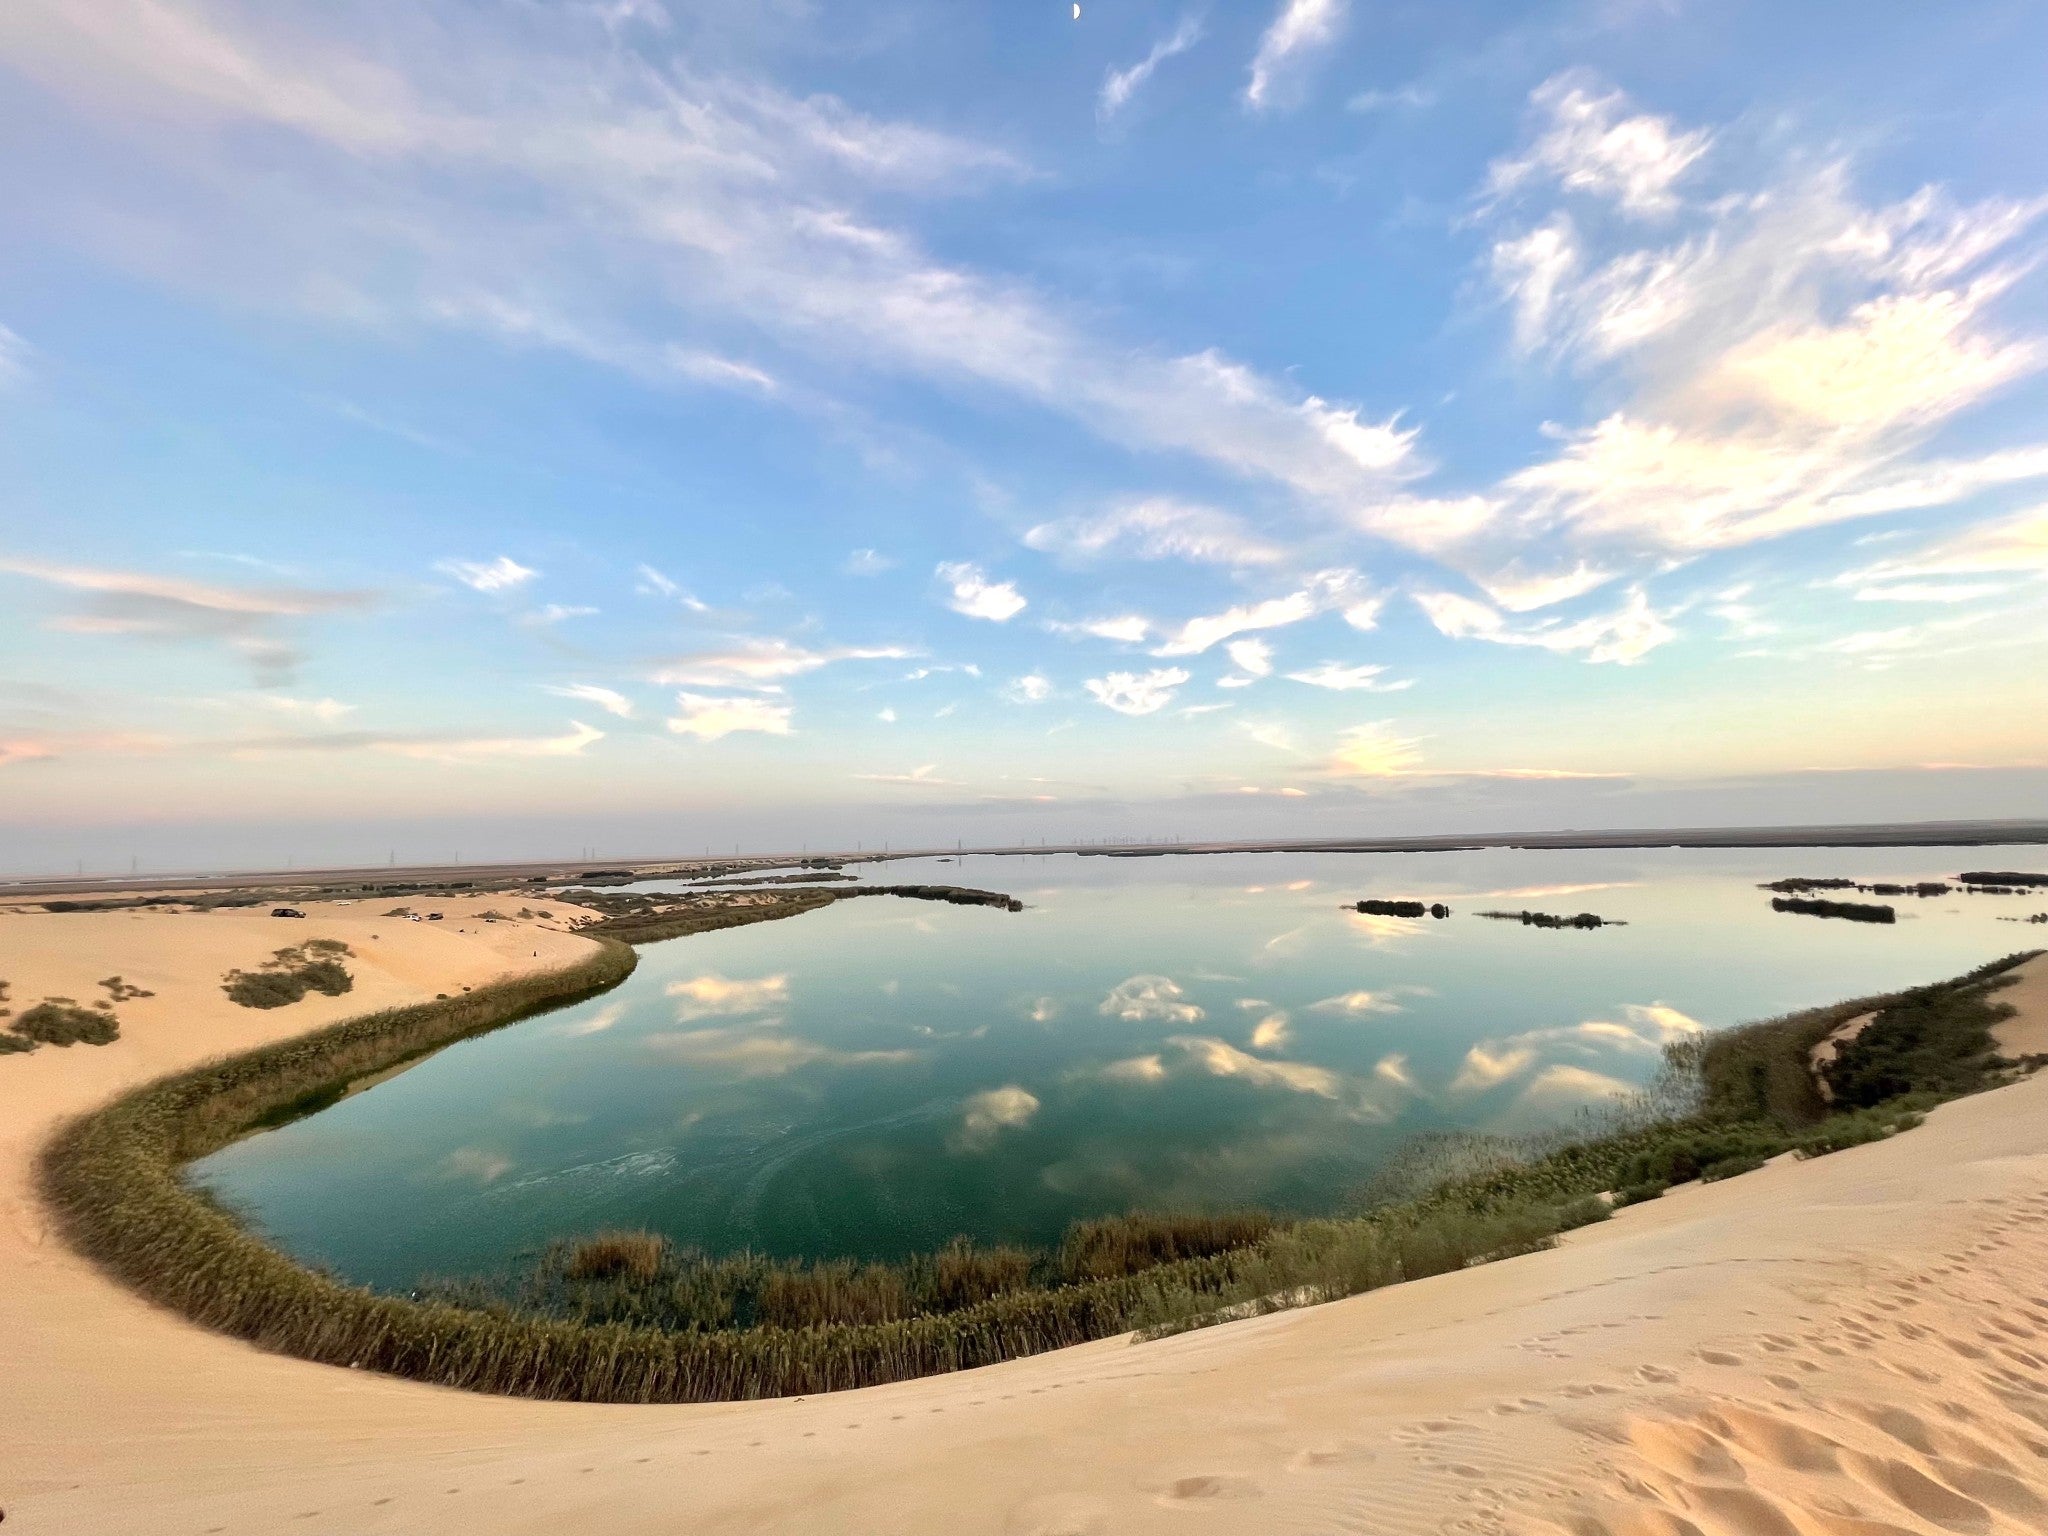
5,815,2045,898
6,906,2048,1531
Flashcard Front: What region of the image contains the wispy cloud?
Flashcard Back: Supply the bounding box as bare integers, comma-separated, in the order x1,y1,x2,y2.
1285,661,1409,692
1099,973,1206,1024
0,555,373,685
954,1085,1039,1150
543,683,635,718
650,639,916,689
436,555,537,593
1413,587,1675,665
1245,0,1349,113
1098,15,1204,122
1484,71,1711,219
1024,496,1281,568
1151,570,1365,656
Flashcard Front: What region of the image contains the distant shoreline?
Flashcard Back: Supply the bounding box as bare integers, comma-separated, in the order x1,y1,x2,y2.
5,817,2045,899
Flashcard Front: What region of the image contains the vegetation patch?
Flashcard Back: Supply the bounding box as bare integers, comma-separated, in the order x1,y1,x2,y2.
222,941,356,1010
1356,899,1449,918
9,998,121,1050
1770,896,1895,924
1958,870,2048,888
1476,909,1622,929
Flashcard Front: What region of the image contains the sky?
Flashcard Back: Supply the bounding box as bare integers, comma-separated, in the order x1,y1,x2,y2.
2,0,2047,874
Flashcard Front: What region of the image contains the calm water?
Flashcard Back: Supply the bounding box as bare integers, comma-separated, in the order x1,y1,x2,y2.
193,845,2046,1290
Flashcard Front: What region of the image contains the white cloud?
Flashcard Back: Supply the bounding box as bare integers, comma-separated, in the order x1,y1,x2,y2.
1049,614,1151,644
1225,638,1274,677
1098,15,1203,122
1024,496,1281,568
436,555,537,593
1412,586,1675,665
666,693,792,740
650,639,915,689
1151,576,1340,656
1285,661,1409,692
543,683,635,718
1245,0,1349,113
936,561,1027,622
1004,673,1053,704
956,1085,1040,1149
1486,72,1711,218
1084,667,1190,716
843,548,895,576
1492,215,1580,351
1099,974,1206,1025
877,707,898,723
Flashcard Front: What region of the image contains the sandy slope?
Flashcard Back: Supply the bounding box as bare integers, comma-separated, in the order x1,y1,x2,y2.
4,917,2047,1536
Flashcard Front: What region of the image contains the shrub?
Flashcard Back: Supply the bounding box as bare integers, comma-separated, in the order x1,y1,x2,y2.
565,1231,666,1284
13,1000,121,1047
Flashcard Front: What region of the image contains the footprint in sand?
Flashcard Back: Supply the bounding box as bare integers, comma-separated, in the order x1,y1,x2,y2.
1155,1474,1259,1505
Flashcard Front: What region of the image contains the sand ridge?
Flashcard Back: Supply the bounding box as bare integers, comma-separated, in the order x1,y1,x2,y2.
2,913,2047,1535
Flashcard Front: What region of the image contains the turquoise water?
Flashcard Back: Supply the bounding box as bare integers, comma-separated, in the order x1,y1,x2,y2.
191,845,2045,1291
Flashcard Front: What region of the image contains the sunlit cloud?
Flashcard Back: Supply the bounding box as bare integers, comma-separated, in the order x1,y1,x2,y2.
1307,989,1405,1016
1004,673,1054,704
1167,1035,1341,1096
1248,1011,1292,1050
650,639,916,690
667,693,792,740
543,683,635,718
955,1084,1040,1149
1048,614,1151,644
372,719,603,763
854,763,964,787
1412,587,1675,665
1099,973,1205,1024
666,972,790,1022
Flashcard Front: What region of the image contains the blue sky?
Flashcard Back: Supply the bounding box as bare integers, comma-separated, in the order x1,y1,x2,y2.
3,0,2047,871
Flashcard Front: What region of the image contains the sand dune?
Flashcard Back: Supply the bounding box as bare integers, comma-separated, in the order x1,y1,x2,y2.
3,909,2046,1535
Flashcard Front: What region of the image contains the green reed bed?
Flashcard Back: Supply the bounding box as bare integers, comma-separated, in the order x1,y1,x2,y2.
35,921,2043,1402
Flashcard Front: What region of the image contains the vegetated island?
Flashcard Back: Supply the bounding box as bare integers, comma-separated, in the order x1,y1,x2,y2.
1354,899,1449,918
1764,872,2048,898
1770,896,1897,924
1958,870,2048,890
1475,909,1624,929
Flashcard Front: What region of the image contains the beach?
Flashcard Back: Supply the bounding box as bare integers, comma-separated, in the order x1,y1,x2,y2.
4,903,2048,1535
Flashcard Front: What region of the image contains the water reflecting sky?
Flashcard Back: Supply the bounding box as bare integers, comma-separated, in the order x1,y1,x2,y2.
193,845,2047,1290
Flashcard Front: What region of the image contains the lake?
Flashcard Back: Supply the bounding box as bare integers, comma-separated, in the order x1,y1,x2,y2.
191,844,2047,1291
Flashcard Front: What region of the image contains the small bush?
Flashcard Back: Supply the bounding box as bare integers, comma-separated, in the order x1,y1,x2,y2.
1613,1181,1667,1207
565,1231,666,1284
13,1000,121,1047
222,946,355,1009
